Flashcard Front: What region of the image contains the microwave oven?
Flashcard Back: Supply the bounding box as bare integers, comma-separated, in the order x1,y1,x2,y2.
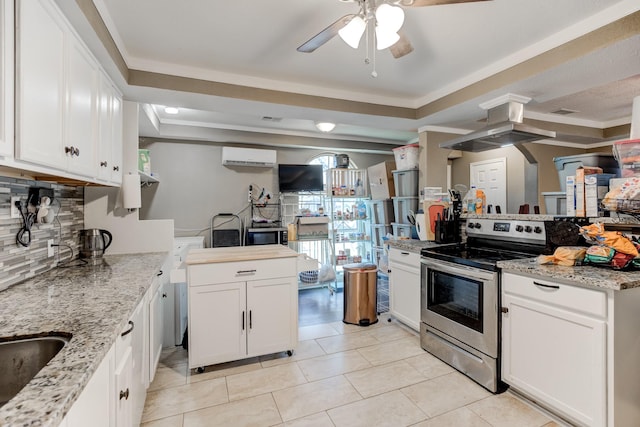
246,227,288,246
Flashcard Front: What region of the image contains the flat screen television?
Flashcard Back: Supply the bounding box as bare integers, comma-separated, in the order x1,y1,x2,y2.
278,164,324,193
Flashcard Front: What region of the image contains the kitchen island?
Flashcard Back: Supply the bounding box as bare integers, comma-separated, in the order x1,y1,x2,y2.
0,253,167,426
498,258,640,427
186,244,299,370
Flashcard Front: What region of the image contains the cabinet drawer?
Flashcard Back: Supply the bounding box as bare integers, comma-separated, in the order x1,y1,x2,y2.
502,272,607,318
189,257,296,286
388,248,420,269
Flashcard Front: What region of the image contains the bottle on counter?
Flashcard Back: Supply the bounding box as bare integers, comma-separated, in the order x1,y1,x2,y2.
463,186,477,214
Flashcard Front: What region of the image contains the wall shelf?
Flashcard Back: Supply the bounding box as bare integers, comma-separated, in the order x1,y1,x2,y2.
139,171,159,185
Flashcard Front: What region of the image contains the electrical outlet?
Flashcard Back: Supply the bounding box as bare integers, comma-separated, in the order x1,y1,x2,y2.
47,239,55,257
10,196,21,219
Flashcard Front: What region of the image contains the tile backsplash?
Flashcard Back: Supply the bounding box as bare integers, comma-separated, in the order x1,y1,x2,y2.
0,176,84,291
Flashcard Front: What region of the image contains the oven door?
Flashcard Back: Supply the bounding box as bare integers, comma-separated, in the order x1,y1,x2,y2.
420,257,498,357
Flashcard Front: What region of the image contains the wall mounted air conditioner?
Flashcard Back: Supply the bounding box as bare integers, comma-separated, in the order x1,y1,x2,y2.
221,147,277,168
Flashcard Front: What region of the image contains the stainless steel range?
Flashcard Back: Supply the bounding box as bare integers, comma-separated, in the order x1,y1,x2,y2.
420,217,580,393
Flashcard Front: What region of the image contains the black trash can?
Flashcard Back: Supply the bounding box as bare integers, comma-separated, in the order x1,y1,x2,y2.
342,263,378,326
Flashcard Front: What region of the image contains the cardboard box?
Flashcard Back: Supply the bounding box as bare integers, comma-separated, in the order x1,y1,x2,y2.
584,174,615,217
294,216,329,240
566,176,575,216
575,166,602,217
368,161,396,200
138,149,151,174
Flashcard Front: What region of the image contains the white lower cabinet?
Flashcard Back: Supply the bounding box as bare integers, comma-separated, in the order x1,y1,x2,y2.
388,248,420,331
188,258,298,370
501,272,640,427
502,272,606,427
113,298,146,427
65,346,113,427
149,266,169,383
114,346,133,427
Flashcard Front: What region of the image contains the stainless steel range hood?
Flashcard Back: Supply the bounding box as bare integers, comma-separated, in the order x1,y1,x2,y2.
439,100,556,152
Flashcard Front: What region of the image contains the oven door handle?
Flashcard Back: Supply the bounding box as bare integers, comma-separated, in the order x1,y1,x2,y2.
421,258,495,282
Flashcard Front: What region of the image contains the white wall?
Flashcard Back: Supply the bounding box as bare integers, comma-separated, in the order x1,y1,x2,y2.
138,140,393,246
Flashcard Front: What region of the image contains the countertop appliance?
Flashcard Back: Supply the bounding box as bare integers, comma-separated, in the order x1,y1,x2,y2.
420,218,577,392
79,228,112,264
246,227,288,246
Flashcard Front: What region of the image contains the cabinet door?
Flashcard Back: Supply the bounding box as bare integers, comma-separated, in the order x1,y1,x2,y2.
110,93,123,184
96,75,113,181
15,0,66,168
66,345,113,427
129,300,147,426
502,293,606,427
246,277,297,357
66,36,98,177
188,282,246,368
388,259,420,331
114,346,133,427
0,0,13,157
149,284,164,383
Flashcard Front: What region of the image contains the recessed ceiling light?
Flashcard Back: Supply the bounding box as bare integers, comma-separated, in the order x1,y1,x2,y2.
164,107,179,115
315,122,336,132
550,108,579,115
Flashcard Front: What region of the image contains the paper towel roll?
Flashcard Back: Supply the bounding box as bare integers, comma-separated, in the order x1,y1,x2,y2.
122,173,141,209
631,95,640,140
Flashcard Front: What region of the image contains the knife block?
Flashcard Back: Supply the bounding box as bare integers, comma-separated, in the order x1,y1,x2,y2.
435,219,460,244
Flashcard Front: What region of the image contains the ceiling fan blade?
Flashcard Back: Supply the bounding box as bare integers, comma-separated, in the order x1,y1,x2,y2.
400,0,491,7
297,14,356,53
389,31,413,58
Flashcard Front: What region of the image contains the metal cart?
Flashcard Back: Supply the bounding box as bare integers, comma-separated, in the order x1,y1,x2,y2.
210,213,242,247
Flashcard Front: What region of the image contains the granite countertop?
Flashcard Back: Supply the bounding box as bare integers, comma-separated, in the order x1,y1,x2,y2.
0,252,168,427
186,244,298,265
386,239,448,254
498,258,640,291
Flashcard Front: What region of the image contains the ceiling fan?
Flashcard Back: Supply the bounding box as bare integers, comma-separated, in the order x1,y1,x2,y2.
297,0,491,59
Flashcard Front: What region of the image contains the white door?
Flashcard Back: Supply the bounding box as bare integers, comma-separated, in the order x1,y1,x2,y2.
470,158,507,213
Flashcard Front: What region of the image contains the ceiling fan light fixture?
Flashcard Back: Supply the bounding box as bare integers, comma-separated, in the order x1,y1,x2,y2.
375,4,404,33
375,26,400,50
315,122,336,132
338,16,366,48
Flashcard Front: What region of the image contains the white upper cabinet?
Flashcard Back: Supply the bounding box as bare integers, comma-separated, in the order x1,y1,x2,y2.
67,36,99,177
0,0,14,157
15,0,66,169
97,76,123,184
15,0,122,184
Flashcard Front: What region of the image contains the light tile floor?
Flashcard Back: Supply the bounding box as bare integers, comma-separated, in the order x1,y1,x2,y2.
141,314,566,427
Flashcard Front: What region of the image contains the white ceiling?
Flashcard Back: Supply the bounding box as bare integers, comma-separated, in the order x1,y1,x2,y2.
73,0,640,148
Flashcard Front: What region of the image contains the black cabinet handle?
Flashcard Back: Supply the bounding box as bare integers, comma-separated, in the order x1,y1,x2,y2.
401,252,410,255
157,270,163,276
100,161,108,167
119,388,129,400
162,293,167,298
242,311,245,330
533,281,560,290
249,310,252,329
120,320,134,337
113,165,119,171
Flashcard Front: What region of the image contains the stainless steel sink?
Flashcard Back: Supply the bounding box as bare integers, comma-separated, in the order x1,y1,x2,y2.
0,335,69,407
